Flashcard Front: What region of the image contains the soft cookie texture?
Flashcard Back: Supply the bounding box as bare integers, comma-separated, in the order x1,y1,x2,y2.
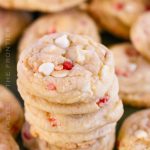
0,9,32,51
110,43,150,108
17,33,123,149
0,125,19,150
0,85,24,136
18,10,100,55
22,122,115,150
89,0,150,39
0,0,86,12
18,33,115,104
131,12,150,62
118,109,150,150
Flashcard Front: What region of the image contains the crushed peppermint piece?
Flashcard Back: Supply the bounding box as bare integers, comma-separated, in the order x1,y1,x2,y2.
48,117,58,127
115,68,129,77
47,83,56,90
96,95,109,107
38,63,54,76
55,65,63,71
51,70,69,78
55,34,70,48
47,27,56,34
134,130,148,139
63,61,74,70
125,48,139,57
23,131,32,140
114,3,124,10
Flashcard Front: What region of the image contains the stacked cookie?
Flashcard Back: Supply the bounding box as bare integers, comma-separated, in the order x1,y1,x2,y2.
17,33,123,150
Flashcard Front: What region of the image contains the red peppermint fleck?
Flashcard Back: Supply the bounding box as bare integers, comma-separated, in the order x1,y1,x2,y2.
115,68,129,77
23,131,32,140
125,48,139,57
47,83,56,90
47,27,56,34
63,61,74,70
114,3,124,10
96,95,109,107
48,117,58,127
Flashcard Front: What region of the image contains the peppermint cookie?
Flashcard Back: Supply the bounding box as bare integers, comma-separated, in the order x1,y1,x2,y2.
0,0,86,12
110,43,150,107
22,122,115,150
17,33,123,149
18,10,100,56
18,74,120,115
17,33,115,104
131,12,150,62
89,0,150,39
118,109,150,150
0,9,31,51
0,85,24,136
0,125,19,150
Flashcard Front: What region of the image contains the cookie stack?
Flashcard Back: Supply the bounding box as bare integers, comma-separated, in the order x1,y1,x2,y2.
17,33,123,150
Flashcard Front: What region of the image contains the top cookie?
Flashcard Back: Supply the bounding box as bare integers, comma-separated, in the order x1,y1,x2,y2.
118,109,150,150
131,12,150,62
0,0,86,12
0,9,32,51
89,0,150,39
17,33,115,104
18,10,100,54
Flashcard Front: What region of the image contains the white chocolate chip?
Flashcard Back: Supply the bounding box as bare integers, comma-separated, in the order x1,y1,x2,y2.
134,130,148,139
55,35,70,48
38,63,54,76
51,70,69,78
42,45,56,52
129,63,137,71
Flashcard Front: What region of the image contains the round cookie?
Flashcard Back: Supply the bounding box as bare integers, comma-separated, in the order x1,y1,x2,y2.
17,33,115,104
0,0,86,12
0,85,24,136
0,9,32,51
30,122,116,148
18,74,119,115
131,12,150,62
38,131,115,150
22,122,115,150
89,0,150,39
18,10,100,56
118,109,150,150
25,99,122,133
110,43,150,108
0,125,19,150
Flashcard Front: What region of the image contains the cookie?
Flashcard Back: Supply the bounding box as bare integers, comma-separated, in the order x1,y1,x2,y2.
110,43,150,107
131,12,150,62
0,9,32,51
118,109,150,150
0,0,86,12
0,85,24,136
0,125,19,150
89,0,150,39
17,33,115,104
30,122,116,147
18,10,100,56
18,74,119,115
37,131,115,150
25,99,122,133
22,122,115,150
